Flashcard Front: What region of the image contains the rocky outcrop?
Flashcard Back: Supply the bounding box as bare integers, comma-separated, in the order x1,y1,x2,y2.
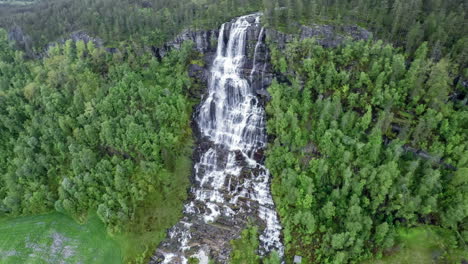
265,23,372,49
8,26,105,58
161,20,371,105
44,31,104,52
7,25,32,53
8,25,105,58
187,63,210,100
154,29,219,58
188,64,209,84
154,28,222,101
402,144,457,171
158,16,273,103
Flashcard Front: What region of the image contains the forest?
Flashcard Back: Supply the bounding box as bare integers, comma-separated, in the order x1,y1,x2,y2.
0,0,263,52
0,0,466,74
0,29,202,260
266,38,467,263
0,0,467,263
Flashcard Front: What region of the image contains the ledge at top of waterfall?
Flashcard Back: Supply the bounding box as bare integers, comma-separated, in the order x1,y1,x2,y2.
152,13,284,264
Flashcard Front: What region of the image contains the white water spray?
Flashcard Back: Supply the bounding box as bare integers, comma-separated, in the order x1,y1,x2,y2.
154,14,283,264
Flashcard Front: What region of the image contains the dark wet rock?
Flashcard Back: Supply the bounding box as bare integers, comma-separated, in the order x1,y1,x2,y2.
69,31,103,46
7,25,32,53
188,64,209,83
188,63,210,99
234,150,248,167
140,0,152,8
246,16,256,23
252,148,264,163
256,89,272,102
105,47,119,54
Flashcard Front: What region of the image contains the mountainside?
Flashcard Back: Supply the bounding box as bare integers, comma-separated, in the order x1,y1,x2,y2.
0,1,467,264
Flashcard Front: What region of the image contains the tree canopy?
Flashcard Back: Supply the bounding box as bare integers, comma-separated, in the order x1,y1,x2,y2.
266,38,467,263
0,29,201,260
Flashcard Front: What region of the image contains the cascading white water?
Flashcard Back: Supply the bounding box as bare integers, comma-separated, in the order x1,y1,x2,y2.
154,14,283,264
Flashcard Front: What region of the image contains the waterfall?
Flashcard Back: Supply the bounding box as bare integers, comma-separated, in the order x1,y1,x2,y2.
153,14,283,264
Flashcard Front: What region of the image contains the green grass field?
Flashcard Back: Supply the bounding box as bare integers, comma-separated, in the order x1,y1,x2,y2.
364,226,468,264
0,154,193,264
0,212,122,264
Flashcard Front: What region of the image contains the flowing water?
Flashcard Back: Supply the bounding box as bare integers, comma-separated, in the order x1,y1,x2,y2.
153,14,283,264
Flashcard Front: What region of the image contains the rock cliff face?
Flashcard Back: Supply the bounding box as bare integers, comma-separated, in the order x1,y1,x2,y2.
159,21,371,55
7,27,105,58
44,31,104,53
154,29,219,58
265,24,372,49
162,21,372,102
158,17,273,102
7,25,32,53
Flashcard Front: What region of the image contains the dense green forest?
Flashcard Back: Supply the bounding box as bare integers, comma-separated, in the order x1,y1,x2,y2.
266,39,467,263
0,0,263,51
0,0,466,263
1,0,466,73
263,0,467,71
0,29,201,261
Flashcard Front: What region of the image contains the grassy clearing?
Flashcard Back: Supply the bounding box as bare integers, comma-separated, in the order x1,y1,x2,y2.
0,212,121,264
363,226,468,264
0,152,192,264
116,154,192,263
0,129,193,264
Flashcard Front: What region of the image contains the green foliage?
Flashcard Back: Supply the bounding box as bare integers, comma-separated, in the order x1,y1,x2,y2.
0,1,466,263
1,0,466,77
188,257,200,264
263,0,467,73
230,226,261,264
266,39,467,263
0,0,263,51
0,212,121,264
115,155,192,263
229,226,281,264
363,226,468,263
0,30,199,262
